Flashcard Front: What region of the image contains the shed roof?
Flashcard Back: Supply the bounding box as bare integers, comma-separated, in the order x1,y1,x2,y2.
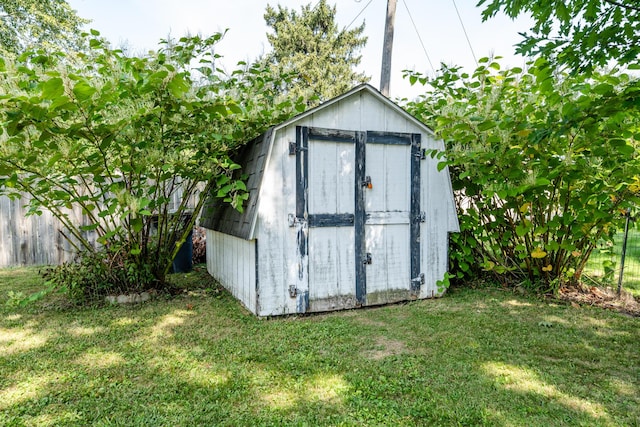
200,129,272,238
200,84,435,239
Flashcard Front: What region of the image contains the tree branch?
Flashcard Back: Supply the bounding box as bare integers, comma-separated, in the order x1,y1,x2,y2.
602,0,640,12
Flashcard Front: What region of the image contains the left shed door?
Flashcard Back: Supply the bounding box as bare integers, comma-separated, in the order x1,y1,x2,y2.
294,126,361,312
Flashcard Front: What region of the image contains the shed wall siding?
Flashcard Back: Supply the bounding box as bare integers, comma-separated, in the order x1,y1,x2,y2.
254,126,300,316
206,230,256,313
420,134,458,297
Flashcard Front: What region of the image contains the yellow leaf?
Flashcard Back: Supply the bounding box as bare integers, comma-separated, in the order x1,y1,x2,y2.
519,203,531,214
571,250,581,257
629,176,640,194
531,247,547,259
482,261,495,271
516,129,532,137
542,264,552,272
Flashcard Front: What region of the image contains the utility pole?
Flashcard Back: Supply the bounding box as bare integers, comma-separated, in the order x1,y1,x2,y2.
380,0,397,97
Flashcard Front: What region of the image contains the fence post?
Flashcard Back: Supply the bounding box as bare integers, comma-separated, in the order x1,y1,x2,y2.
617,208,631,297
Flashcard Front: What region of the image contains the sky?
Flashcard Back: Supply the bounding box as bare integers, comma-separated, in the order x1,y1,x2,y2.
65,0,533,99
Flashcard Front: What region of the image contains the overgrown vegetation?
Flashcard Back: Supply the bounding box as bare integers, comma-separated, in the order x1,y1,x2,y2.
0,32,304,301
1,267,638,426
478,0,640,75
405,59,640,293
585,226,640,297
0,0,88,56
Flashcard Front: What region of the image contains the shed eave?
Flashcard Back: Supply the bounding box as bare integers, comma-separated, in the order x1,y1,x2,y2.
272,84,436,137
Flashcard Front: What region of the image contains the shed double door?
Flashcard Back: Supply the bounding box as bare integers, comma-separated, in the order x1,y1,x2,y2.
294,126,421,311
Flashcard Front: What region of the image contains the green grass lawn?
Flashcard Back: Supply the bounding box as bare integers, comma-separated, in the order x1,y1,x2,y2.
585,228,640,297
1,266,638,426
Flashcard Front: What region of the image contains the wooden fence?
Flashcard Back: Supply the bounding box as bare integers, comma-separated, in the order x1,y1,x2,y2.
0,186,202,267
0,194,90,267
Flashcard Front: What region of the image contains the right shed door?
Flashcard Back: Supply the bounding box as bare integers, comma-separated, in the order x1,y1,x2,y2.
363,131,422,305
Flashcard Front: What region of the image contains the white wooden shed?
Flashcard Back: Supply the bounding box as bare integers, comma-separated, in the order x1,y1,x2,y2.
201,84,459,316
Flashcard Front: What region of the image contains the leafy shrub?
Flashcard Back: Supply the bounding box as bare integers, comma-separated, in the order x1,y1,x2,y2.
43,245,157,302
0,32,305,303
406,58,640,292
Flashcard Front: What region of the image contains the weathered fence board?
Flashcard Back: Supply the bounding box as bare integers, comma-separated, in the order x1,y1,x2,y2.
0,194,86,267
1,185,201,267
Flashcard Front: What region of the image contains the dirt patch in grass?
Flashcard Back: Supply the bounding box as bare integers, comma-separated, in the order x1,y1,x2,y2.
558,285,640,316
364,336,408,360
353,317,387,328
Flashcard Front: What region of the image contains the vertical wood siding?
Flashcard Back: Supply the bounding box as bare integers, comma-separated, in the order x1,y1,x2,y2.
0,194,92,267
257,127,299,316
206,229,257,313
1,185,200,268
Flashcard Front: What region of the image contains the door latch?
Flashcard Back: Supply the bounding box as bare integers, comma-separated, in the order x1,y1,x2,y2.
289,285,298,298
363,252,372,265
362,176,372,189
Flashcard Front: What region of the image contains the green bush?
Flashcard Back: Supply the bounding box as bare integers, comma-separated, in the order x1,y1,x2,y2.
406,58,640,292
43,245,157,302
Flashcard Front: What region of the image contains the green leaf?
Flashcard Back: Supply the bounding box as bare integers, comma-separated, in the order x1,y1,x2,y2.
131,217,144,233
73,80,96,101
593,83,613,95
556,2,570,21
610,139,634,155
477,120,496,131
167,74,190,98
228,103,243,114
206,104,228,117
80,223,99,232
42,77,64,99
515,223,529,237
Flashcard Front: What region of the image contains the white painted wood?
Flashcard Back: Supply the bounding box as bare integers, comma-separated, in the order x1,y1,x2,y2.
359,92,386,131
206,229,257,314
365,223,411,295
308,139,355,216
366,211,410,224
419,132,459,298
364,142,411,297
365,143,410,212
254,126,301,316
308,226,356,300
306,135,357,306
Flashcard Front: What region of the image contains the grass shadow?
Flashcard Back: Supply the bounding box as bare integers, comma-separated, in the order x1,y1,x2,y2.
1,269,639,425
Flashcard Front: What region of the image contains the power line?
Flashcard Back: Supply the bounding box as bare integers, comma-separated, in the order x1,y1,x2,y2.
346,0,374,30
401,0,435,74
451,0,478,66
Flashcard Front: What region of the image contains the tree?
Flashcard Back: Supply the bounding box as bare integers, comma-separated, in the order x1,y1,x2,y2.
0,0,88,56
0,32,303,301
477,0,640,75
263,0,368,104
406,59,640,292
